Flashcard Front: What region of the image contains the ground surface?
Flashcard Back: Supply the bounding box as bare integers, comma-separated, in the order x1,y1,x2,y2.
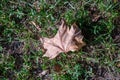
0,0,120,80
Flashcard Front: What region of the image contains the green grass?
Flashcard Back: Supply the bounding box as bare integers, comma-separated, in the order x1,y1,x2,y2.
0,0,120,80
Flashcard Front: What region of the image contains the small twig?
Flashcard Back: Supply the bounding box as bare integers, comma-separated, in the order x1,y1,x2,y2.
30,21,41,32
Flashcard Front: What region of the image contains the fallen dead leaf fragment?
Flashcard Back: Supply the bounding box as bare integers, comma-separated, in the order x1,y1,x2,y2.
40,20,85,59
38,70,48,77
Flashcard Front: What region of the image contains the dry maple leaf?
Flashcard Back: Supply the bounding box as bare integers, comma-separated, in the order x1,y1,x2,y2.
40,20,85,59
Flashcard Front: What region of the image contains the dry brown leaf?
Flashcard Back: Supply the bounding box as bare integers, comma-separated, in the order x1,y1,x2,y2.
40,20,85,59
